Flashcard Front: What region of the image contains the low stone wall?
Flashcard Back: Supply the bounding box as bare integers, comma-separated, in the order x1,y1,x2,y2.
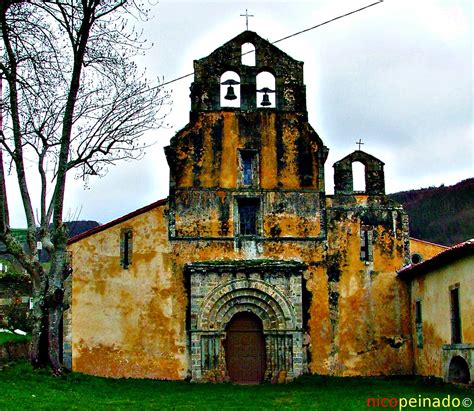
0,340,30,365
0,296,31,330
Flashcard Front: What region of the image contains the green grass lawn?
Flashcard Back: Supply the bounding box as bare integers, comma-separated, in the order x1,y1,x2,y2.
0,332,31,345
0,361,471,410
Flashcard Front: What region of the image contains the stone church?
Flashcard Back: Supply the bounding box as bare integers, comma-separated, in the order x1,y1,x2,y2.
65,31,448,383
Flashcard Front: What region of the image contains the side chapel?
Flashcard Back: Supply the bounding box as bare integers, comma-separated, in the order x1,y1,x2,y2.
65,31,450,383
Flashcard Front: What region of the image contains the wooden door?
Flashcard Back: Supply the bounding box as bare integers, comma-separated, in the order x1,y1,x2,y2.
225,312,265,384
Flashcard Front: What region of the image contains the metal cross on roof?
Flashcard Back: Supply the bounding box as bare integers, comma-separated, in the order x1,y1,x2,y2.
240,9,254,31
356,138,365,151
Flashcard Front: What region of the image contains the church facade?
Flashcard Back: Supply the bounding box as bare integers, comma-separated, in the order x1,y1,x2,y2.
65,31,446,383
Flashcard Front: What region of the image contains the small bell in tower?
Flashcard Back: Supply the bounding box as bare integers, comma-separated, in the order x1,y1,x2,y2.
257,87,275,107
221,79,240,100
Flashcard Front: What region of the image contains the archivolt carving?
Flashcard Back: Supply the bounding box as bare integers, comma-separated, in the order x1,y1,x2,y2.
197,278,296,331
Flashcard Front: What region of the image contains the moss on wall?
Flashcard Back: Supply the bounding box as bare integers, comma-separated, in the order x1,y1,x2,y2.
69,204,188,380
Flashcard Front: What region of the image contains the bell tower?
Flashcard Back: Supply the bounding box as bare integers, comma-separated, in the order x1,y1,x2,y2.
189,31,308,113
165,31,329,241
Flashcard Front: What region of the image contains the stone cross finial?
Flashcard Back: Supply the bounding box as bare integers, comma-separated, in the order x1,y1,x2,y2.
240,9,254,31
356,138,364,151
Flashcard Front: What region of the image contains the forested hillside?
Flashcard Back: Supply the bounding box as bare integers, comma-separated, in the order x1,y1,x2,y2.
389,178,474,246
65,221,100,238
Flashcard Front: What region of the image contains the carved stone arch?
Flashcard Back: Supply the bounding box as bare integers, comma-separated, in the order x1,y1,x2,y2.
198,278,297,331
187,260,306,382
219,303,273,330
210,293,282,330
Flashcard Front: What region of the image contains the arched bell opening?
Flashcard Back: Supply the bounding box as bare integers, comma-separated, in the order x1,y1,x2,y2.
333,151,385,196
241,42,255,66
256,71,276,108
352,161,366,192
225,311,266,384
220,71,241,108
448,355,471,384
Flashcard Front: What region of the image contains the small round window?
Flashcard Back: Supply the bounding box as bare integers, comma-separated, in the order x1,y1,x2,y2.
411,253,422,265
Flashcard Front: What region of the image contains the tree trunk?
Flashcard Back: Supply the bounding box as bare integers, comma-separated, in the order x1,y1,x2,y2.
28,240,69,374
44,236,68,374
48,305,63,374
30,279,48,367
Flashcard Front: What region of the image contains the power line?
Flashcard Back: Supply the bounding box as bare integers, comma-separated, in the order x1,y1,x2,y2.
272,1,383,45
158,0,384,89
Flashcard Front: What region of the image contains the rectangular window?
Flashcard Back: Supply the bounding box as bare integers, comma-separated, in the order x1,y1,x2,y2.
415,299,423,348
239,150,258,187
238,198,259,236
242,155,252,185
360,227,373,262
120,228,133,269
450,286,461,344
415,300,422,324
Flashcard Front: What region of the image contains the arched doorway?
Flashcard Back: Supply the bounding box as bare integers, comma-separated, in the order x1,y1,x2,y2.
225,312,266,384
448,356,471,383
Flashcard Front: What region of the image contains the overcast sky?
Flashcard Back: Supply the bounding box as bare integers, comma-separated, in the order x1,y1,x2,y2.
7,0,473,227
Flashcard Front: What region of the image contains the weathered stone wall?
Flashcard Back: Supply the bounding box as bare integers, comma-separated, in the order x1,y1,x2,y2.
67,30,420,382
310,195,413,376
0,274,32,330
68,203,187,379
166,111,326,191
165,106,327,244
0,340,30,366
168,236,326,382
334,151,385,195
171,189,322,239
190,31,306,113
409,238,447,262
67,173,415,381
409,255,473,379
186,260,305,382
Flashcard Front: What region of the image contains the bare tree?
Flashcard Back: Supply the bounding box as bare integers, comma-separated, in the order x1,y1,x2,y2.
0,0,169,373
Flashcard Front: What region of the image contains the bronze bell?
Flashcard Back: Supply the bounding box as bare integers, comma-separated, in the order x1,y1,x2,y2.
225,85,237,100
221,79,240,100
257,87,275,107
261,93,271,106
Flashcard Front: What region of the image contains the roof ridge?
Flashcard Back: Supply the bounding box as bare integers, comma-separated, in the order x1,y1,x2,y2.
68,198,167,245
398,239,473,278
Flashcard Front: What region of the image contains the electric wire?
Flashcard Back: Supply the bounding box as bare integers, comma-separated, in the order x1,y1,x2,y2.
157,0,384,89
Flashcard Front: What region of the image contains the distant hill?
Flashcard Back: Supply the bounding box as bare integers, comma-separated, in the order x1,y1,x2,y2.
1,221,100,263
389,179,474,246
65,220,100,238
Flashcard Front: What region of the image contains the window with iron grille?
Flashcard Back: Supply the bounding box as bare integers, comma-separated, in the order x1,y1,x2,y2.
238,198,259,236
